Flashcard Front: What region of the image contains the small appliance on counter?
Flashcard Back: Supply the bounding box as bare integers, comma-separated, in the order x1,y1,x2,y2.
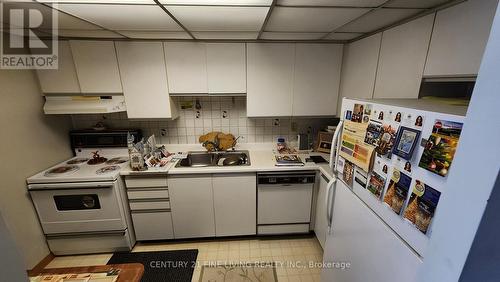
27,129,141,255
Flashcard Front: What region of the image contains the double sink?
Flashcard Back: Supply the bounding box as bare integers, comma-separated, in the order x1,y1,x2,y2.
175,150,251,168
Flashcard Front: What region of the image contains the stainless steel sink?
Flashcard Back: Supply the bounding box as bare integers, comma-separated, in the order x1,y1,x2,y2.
175,150,251,168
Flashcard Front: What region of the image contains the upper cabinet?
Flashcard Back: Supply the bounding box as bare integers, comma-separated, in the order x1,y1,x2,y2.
164,42,208,94
115,42,178,119
247,43,295,117
374,14,434,99
164,42,246,94
292,44,343,116
70,41,123,93
424,0,498,77
338,34,382,112
36,41,80,94
206,43,246,94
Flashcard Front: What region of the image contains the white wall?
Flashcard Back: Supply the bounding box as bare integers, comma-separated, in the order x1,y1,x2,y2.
418,3,500,281
0,69,73,269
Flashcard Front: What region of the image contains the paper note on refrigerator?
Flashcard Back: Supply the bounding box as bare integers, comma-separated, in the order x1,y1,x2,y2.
339,120,375,172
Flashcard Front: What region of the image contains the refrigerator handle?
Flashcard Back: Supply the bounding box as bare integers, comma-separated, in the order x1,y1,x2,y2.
329,120,343,172
325,177,337,228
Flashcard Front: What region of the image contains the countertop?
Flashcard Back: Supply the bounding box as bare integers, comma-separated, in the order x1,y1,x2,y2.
120,143,335,180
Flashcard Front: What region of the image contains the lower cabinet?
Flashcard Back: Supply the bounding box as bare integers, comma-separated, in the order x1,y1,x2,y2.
131,211,174,241
213,174,256,236
168,175,216,239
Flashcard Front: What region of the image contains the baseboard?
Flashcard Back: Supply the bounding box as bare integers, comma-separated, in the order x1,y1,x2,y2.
27,252,54,277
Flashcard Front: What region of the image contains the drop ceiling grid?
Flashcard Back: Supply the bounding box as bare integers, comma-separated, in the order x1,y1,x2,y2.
31,0,460,41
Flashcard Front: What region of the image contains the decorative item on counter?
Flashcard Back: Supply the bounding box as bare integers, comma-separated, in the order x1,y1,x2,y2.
392,126,421,160
316,131,334,153
342,160,354,188
199,131,236,151
275,154,304,166
383,169,412,215
419,119,463,177
127,133,171,171
404,180,441,234
339,121,374,172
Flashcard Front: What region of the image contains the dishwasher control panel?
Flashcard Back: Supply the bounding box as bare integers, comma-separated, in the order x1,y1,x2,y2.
258,172,315,185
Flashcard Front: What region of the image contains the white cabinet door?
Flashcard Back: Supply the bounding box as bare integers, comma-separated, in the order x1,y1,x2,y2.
36,41,80,94
374,14,434,99
212,173,256,236
206,43,246,94
168,175,215,238
69,41,122,93
338,34,381,113
115,42,178,119
247,43,295,117
314,173,330,249
164,42,208,94
424,0,498,76
292,44,343,116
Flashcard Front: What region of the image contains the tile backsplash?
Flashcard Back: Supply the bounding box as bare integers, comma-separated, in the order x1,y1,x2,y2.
71,97,336,146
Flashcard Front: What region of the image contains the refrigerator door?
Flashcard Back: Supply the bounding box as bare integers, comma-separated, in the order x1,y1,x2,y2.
321,181,422,282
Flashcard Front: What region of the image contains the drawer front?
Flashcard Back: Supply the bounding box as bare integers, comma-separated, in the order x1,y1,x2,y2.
132,211,174,240
129,200,170,211
127,189,169,200
125,177,167,188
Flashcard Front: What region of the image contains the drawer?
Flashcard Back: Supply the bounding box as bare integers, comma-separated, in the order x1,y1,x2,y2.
125,176,167,188
131,211,174,240
127,189,169,200
129,200,170,211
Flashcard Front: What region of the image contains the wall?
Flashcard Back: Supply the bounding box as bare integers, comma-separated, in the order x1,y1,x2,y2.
418,3,500,281
0,69,73,269
71,96,336,147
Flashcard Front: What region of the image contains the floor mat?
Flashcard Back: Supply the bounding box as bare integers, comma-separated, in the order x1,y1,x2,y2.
107,250,198,282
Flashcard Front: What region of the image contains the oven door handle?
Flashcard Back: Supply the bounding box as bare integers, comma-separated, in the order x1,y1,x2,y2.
46,230,126,239
28,181,116,191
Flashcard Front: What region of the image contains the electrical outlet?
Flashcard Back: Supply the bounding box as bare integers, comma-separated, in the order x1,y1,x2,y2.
273,119,280,126
160,129,167,137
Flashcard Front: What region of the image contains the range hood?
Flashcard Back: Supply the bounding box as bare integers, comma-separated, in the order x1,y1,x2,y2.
43,96,126,114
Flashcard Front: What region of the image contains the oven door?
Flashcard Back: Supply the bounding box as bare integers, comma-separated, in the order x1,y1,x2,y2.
29,181,126,235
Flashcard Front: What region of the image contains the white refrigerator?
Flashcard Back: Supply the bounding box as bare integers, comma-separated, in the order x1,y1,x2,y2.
321,98,467,282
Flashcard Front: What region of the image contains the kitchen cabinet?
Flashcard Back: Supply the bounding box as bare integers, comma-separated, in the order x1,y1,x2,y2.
70,41,122,93
115,42,178,119
36,41,80,94
424,0,497,77
314,172,331,249
212,174,256,236
164,42,208,94
338,33,382,113
373,14,434,99
168,175,215,238
246,43,295,117
292,44,343,116
206,43,246,94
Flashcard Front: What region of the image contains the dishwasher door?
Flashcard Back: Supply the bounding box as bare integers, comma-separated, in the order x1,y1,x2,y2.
258,183,313,224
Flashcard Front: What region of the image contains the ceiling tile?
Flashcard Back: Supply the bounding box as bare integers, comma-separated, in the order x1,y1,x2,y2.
277,0,387,7
192,31,259,39
43,29,126,38
168,6,269,31
336,8,423,32
385,0,450,8
266,7,369,32
118,30,192,39
325,32,363,40
261,32,327,40
56,4,183,31
3,2,101,30
161,0,272,5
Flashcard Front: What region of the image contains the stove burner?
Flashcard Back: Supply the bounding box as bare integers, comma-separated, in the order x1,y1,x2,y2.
106,157,128,165
44,165,79,177
96,165,121,174
66,158,89,165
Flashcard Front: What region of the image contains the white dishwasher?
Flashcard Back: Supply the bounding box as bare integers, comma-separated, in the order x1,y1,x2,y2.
257,172,315,235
